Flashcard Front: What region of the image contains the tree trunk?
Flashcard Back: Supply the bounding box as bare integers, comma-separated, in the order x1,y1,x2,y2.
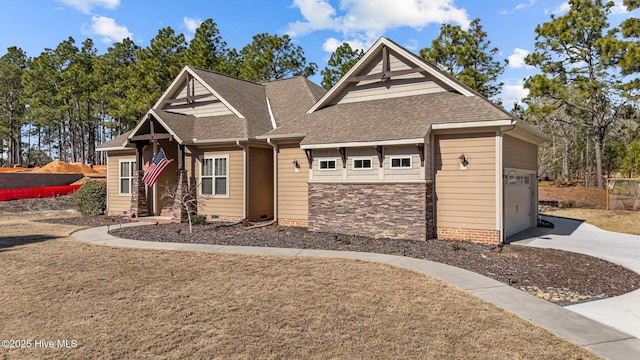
594,129,605,190
562,139,569,182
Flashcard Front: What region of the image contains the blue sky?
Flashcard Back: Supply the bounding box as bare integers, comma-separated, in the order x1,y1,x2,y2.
0,0,636,107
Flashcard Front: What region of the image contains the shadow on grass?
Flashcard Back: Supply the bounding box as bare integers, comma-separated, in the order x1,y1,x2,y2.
0,235,61,252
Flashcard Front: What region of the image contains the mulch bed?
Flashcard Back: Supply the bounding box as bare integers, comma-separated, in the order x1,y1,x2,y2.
42,216,640,307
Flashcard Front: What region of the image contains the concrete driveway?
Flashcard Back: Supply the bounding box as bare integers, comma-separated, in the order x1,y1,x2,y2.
512,215,640,339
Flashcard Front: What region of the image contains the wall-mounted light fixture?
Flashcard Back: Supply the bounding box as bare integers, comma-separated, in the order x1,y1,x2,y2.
459,153,468,170
293,159,300,173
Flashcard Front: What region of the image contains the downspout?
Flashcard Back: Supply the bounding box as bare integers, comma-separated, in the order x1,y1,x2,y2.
266,137,278,222
498,122,517,244
236,140,248,220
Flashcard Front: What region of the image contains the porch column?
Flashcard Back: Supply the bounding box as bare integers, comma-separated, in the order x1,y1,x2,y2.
171,145,191,221
172,169,190,221
130,142,148,217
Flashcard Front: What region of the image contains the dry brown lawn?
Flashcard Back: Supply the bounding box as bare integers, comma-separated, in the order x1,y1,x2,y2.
0,220,600,359
544,208,640,235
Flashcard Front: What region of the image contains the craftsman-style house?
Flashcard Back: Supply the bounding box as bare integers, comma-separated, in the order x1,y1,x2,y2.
98,37,546,243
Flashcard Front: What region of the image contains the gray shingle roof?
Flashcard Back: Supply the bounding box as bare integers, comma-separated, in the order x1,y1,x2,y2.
267,92,514,145
96,131,133,150
151,110,247,144
189,68,270,138
263,76,326,127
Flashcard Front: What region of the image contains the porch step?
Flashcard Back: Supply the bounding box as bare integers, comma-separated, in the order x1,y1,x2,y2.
159,208,173,217
130,216,179,224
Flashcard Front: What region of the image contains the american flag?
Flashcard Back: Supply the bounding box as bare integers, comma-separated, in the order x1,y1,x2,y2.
142,148,173,187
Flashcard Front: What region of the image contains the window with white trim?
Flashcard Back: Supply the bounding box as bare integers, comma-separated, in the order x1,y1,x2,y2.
319,159,337,170
390,156,412,169
201,156,229,196
119,160,136,195
352,158,372,170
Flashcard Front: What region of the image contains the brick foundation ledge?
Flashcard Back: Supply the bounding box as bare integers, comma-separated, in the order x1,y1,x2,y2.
278,218,309,227
437,228,501,244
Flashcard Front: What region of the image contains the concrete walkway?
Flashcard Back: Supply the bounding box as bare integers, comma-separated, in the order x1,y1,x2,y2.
72,222,640,360
512,215,640,341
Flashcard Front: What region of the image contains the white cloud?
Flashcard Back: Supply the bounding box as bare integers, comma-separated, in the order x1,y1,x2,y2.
507,48,532,69
550,1,570,15
287,0,470,50
322,37,367,53
57,0,120,14
501,0,536,15
183,16,202,34
515,0,536,11
89,16,132,43
500,80,530,107
610,0,631,15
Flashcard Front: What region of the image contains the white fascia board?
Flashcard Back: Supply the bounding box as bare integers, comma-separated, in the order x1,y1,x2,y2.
266,97,277,129
307,38,387,114
127,112,152,140
307,37,475,113
189,69,245,119
127,110,184,144
301,138,425,149
152,67,189,109
152,66,245,119
96,146,130,152
382,40,474,97
191,137,249,144
256,133,307,140
431,120,514,130
148,109,184,144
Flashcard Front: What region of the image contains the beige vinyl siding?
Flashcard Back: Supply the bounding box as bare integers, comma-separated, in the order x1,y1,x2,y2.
312,149,343,181
335,78,447,105
248,147,274,219
164,80,234,117
166,100,234,117
311,146,425,182
346,147,378,181
198,149,244,218
106,150,137,214
277,145,308,220
503,135,537,170
334,51,450,105
383,145,424,181
434,133,496,230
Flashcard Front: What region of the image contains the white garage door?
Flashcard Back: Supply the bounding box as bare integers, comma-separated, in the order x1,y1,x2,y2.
504,174,532,238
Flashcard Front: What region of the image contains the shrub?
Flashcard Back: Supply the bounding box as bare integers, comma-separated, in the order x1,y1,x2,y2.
190,213,207,225
75,180,107,216
450,242,465,252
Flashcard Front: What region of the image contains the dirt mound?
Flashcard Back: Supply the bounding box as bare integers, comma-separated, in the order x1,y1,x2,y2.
538,183,606,209
32,161,97,175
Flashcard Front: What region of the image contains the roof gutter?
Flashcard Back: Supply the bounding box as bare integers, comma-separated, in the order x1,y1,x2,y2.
255,133,307,140
301,138,425,149
431,119,514,130
192,137,249,144
96,145,131,152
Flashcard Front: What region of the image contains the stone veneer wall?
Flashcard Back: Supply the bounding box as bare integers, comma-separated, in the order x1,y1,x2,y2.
171,170,189,221
130,170,148,217
308,182,434,241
